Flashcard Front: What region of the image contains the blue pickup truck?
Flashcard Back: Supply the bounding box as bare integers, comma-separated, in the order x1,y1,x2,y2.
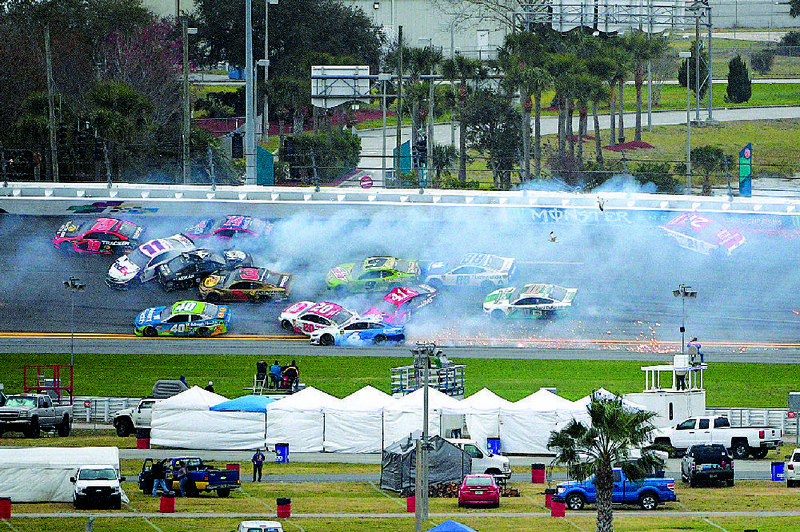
139,457,240,497
556,468,677,510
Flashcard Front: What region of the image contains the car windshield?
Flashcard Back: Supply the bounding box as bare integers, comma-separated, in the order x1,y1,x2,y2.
117,221,139,237
549,286,567,301
485,255,506,271
6,397,36,407
78,468,117,481
465,476,493,486
126,248,152,268
333,308,355,324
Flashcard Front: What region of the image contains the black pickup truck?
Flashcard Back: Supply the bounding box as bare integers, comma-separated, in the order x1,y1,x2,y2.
681,443,735,487
138,457,240,497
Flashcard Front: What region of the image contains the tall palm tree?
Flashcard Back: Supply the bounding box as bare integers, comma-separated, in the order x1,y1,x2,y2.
548,393,663,532
441,55,485,184
622,32,668,142
584,53,615,168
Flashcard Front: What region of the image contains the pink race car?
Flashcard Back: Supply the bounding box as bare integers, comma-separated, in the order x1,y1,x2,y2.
53,217,145,254
183,215,272,241
362,285,438,325
279,301,358,336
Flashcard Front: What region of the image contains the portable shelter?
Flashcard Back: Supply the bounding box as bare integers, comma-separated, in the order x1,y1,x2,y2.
324,386,394,453
0,447,125,503
498,391,563,454
266,387,341,452
150,387,265,450
452,388,513,450
383,387,464,444
210,394,278,411
575,388,648,411
515,388,588,425
380,433,470,494
427,520,479,532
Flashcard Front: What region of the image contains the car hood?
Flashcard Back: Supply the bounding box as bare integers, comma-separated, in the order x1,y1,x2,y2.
483,286,515,308
135,306,166,327
109,256,141,281
75,479,120,489
327,264,354,284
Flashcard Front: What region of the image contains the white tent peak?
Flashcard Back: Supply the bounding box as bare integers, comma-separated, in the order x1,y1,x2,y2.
153,385,228,411
267,386,340,411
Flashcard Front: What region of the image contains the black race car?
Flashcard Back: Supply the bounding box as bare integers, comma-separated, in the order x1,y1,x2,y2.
156,249,252,291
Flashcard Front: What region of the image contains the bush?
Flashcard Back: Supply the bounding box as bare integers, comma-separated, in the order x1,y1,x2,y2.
725,55,751,104
632,161,681,194
750,49,775,75
280,131,361,185
775,31,800,57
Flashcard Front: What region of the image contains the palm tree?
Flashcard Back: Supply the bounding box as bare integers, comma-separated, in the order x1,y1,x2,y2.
547,392,663,532
622,32,668,142
441,55,485,184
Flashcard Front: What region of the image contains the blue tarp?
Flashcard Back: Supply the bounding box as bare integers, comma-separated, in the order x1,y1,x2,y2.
209,395,277,412
427,520,478,532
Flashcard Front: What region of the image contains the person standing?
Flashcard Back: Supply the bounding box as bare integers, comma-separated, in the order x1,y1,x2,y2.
251,449,265,482
176,460,188,497
179,375,188,388
205,381,215,393
151,459,172,498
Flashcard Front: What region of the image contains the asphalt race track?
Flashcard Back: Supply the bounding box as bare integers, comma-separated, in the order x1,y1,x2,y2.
1,207,798,359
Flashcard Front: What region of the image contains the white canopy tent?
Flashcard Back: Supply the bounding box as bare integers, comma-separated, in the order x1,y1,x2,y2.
266,387,341,452
383,387,464,444
444,388,513,449
324,386,394,453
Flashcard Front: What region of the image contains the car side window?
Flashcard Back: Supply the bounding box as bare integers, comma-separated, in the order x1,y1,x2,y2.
698,419,710,429
167,314,190,323
677,419,696,430
464,445,482,459
613,470,622,483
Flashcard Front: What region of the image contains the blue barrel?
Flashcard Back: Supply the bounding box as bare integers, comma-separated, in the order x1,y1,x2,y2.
275,443,290,463
486,437,501,455
772,461,785,481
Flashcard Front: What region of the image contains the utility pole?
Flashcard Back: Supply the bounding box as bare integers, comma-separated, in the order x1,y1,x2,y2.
244,0,256,185
45,25,59,182
394,26,403,183
182,19,191,185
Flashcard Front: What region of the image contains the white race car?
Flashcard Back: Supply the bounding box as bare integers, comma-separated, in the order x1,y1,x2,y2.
424,253,515,291
106,234,195,290
279,301,357,336
483,283,577,319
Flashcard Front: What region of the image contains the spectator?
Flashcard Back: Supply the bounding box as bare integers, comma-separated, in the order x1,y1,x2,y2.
205,381,215,393
673,353,688,390
687,337,705,364
179,375,188,388
176,460,188,497
282,360,299,389
256,360,268,385
269,360,282,389
151,459,172,498
251,449,265,482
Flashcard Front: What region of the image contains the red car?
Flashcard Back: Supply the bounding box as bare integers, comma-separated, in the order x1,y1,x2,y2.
53,217,145,254
458,474,500,508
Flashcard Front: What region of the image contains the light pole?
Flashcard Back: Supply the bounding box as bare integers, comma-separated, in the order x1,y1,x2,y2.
672,284,697,354
64,276,85,367
679,51,692,193
182,21,197,185
412,343,432,532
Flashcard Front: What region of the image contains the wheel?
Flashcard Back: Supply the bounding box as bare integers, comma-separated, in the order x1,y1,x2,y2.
491,310,505,321
726,479,735,487
185,481,198,497
480,280,495,292
217,488,230,498
111,496,122,510
638,492,659,510
334,284,348,295
164,281,175,292
320,333,334,346
731,441,750,460
143,326,158,338
751,447,769,460
281,320,294,331
789,479,797,488
57,415,71,436
25,418,40,438
115,417,134,437
565,492,585,511
74,498,83,510
374,335,387,345
458,500,464,508
197,327,212,338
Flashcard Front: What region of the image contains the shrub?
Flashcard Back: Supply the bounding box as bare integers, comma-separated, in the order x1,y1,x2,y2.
725,55,751,104
775,31,800,57
750,49,775,75
632,161,681,194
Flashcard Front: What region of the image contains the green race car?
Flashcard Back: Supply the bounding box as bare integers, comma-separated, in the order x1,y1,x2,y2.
326,256,421,293
134,300,232,337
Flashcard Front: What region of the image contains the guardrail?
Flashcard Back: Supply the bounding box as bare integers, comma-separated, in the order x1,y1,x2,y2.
74,396,141,423
706,407,800,437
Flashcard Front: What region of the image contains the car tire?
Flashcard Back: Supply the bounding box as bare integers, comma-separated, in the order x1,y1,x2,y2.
320,334,334,346
726,479,734,487
281,320,294,332
334,284,348,295
206,292,220,303
197,327,212,338
788,479,796,488
57,415,71,437
25,418,40,438
115,417,134,437
374,335,387,345
731,441,750,460
185,481,198,497
638,492,659,510
565,492,585,511
491,310,505,321
458,500,464,508
143,326,158,338
217,488,230,498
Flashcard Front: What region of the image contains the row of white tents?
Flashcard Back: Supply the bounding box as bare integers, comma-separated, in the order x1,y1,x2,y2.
150,385,641,453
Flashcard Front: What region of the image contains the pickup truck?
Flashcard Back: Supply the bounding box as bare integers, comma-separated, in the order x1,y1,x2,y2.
556,468,677,511
680,443,734,487
71,465,126,509
0,393,73,437
446,438,512,481
652,415,783,459
113,398,160,436
138,457,240,497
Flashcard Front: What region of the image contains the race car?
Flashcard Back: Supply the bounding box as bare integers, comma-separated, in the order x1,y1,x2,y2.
199,267,293,303
134,300,231,337
183,215,272,241
156,249,253,291
309,315,405,346
279,301,357,336
326,256,421,293
423,253,516,290
483,283,577,319
362,285,438,325
106,234,195,290
659,212,746,256
53,217,145,254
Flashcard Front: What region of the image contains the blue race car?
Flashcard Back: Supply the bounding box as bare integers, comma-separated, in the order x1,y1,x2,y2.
134,300,231,337
308,315,405,346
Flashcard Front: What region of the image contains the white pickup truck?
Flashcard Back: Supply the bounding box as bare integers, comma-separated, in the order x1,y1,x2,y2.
446,438,512,481
113,398,160,436
652,415,783,459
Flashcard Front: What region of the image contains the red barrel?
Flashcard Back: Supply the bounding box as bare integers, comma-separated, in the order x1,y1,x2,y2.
0,497,10,519
136,437,150,449
531,463,545,484
159,494,175,513
545,493,553,508
550,498,565,517
276,497,291,518
406,495,415,513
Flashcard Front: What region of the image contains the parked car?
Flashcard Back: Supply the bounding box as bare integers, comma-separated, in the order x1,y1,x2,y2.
556,468,677,511
458,474,500,508
138,457,240,497
238,521,283,532
652,415,783,459
446,438,512,481
681,443,735,487
785,448,800,487
0,393,73,438
71,465,125,509
113,398,161,437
